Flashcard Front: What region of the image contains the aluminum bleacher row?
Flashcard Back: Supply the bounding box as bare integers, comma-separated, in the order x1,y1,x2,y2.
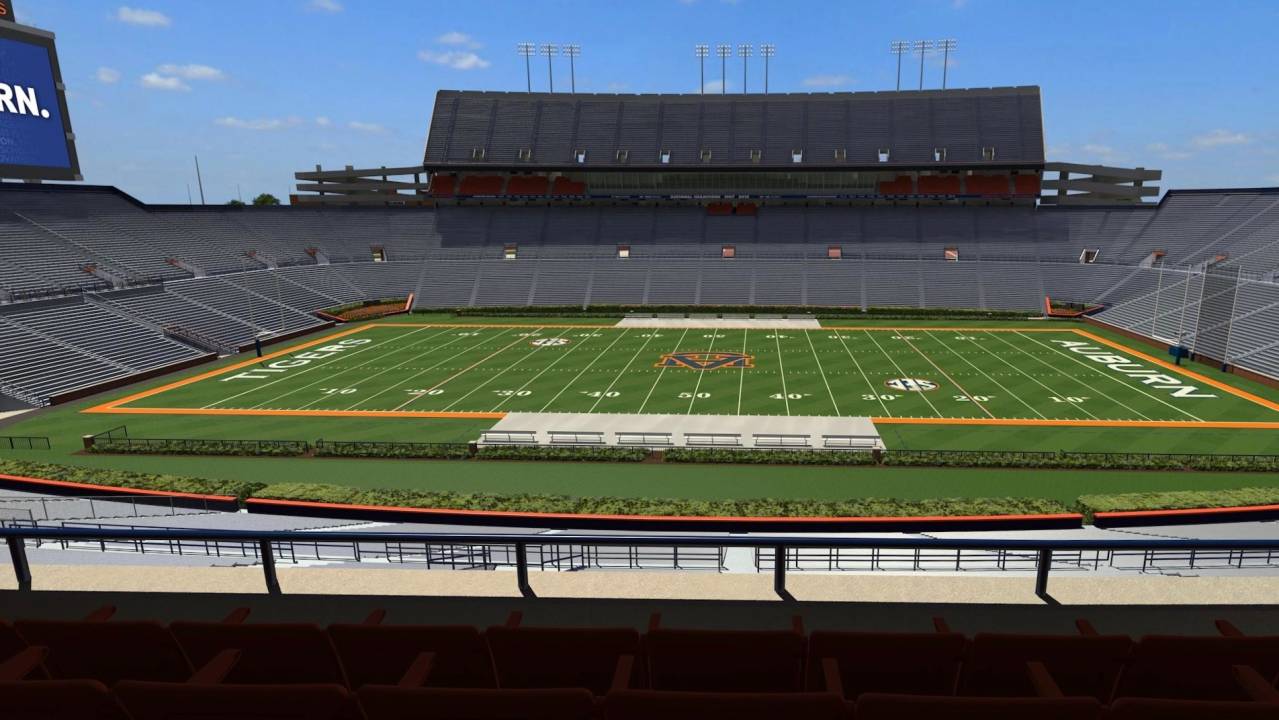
1,606,1277,719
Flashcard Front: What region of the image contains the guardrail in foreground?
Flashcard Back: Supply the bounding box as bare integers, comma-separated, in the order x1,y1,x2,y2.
4,526,1279,601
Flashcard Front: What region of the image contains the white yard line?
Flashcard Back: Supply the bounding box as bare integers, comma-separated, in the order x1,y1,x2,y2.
203,326,435,409
979,332,1101,421
584,329,652,413
1016,331,1200,421
895,329,996,419
833,330,893,418
922,331,1044,419
352,327,520,410
491,331,600,412
438,329,552,411
283,327,463,411
685,328,720,414
638,328,691,413
736,328,748,415
774,332,791,416
544,329,635,412
862,330,943,418
804,329,842,416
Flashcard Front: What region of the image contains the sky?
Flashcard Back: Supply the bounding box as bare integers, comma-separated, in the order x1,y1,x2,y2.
17,0,1279,204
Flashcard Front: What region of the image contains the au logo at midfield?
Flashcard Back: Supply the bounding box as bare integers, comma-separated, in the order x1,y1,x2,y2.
656,352,754,370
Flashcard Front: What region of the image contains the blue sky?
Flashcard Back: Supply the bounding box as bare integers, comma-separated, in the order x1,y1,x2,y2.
20,0,1279,203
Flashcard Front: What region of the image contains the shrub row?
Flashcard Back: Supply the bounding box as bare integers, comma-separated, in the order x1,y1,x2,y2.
441,305,1033,320
90,439,309,458
0,458,264,500
665,448,878,466
314,442,471,460
476,446,649,463
1077,487,1279,516
881,451,1279,472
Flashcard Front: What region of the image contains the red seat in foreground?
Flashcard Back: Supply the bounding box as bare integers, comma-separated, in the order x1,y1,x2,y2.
170,620,347,686
644,615,806,692
114,681,359,720
959,632,1132,702
358,686,596,720
15,618,193,685
855,693,1102,719
806,627,966,697
603,689,848,720
329,620,495,689
485,614,641,695
1105,697,1279,719
0,679,123,720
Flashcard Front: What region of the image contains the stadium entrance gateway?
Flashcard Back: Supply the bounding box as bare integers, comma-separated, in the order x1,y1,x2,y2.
218,338,373,382
1050,340,1215,398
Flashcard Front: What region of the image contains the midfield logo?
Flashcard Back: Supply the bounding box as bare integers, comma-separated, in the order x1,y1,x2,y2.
656,352,754,370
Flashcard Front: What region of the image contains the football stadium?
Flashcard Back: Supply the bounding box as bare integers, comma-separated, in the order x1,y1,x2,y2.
2,3,1279,718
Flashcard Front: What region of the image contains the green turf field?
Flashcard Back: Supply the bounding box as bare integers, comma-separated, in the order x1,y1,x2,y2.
98,322,1279,427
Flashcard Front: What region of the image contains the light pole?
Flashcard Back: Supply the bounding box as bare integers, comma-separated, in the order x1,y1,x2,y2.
563,44,580,93
914,39,932,90
738,44,752,93
936,39,957,89
716,44,731,94
890,40,909,91
695,44,708,94
517,42,535,92
540,43,558,92
760,44,775,94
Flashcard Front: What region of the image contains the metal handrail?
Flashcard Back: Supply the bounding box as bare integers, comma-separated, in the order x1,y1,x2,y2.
4,526,1279,600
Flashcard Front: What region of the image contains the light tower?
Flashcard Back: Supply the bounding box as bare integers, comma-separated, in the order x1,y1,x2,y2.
890,40,910,91
738,44,752,93
759,43,775,94
563,44,580,93
716,44,731,94
695,44,709,94
517,42,535,92
913,39,932,90
936,39,957,89
540,43,558,92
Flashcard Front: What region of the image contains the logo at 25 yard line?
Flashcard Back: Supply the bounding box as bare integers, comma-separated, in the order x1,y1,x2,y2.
530,337,571,347
656,352,754,370
886,378,938,392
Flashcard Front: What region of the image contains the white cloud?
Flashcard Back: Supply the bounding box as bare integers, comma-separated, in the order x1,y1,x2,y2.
1266,174,1279,185
308,0,343,12
116,6,171,27
347,121,387,133
96,67,121,84
802,74,852,88
140,73,189,91
1146,142,1192,160
156,63,226,81
1192,129,1250,148
701,79,729,93
315,116,332,127
1082,143,1115,158
417,49,490,70
436,31,481,49
215,116,303,131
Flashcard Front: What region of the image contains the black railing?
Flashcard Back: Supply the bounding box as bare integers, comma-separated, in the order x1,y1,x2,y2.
0,436,50,450
3,525,1279,601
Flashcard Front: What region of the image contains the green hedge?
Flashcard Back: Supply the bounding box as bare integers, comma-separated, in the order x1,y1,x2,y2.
90,439,308,457
1078,487,1279,517
476,446,648,462
0,458,264,500
881,451,1279,472
314,442,471,460
665,448,878,466
440,305,1034,320
254,481,1069,518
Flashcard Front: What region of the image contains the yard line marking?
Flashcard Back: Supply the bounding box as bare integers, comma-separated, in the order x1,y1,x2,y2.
548,330,634,412
804,329,842,416
686,327,720,414
269,326,461,410
585,329,654,411
895,329,995,419
736,328,748,415
439,329,555,411
774,332,791,416
201,327,432,409
862,330,943,418
1015,331,1199,421
492,330,601,411
980,332,1101,420
832,330,892,418
922,331,1043,419
639,328,691,413
352,327,520,410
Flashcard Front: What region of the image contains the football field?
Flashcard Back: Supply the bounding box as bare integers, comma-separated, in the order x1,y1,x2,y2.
90,323,1279,428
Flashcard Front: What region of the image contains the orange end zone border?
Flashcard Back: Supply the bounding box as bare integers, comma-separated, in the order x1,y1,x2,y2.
83,323,1279,429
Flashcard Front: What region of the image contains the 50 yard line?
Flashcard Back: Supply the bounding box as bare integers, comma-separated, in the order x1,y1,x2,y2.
638,328,691,413
686,328,720,414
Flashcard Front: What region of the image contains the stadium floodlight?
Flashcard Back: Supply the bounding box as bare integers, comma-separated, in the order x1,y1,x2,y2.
936,38,957,89
760,43,775,94
540,43,558,92
890,40,910,91
517,42,536,93
563,44,580,94
716,44,731,94
695,44,709,94
913,39,933,90
738,44,752,94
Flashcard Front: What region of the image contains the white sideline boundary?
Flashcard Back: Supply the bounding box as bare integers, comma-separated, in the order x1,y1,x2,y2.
616,317,821,330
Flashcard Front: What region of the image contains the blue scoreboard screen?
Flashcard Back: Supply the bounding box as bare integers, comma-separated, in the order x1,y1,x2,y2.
0,22,79,180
